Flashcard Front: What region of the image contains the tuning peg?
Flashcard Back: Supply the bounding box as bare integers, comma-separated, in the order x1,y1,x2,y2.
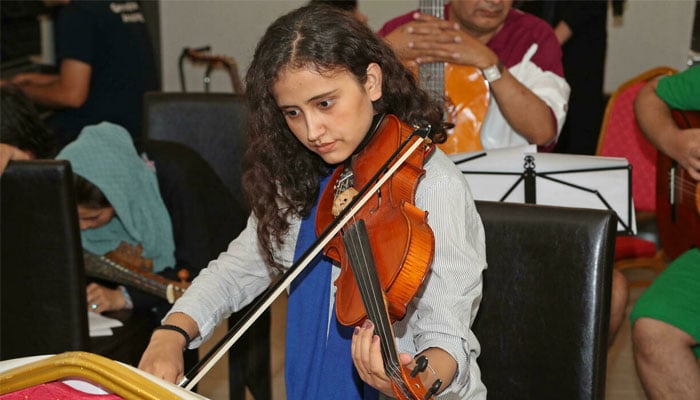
411,355,429,377
424,379,442,400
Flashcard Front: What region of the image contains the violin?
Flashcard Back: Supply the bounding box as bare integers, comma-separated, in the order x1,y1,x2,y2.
316,114,434,325
315,114,441,399
83,242,190,304
182,116,440,398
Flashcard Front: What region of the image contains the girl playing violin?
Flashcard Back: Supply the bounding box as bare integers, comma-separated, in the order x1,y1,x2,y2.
139,5,487,399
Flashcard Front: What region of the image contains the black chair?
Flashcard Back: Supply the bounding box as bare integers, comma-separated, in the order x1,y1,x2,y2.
0,160,89,359
142,91,249,212
473,201,616,400
142,92,271,400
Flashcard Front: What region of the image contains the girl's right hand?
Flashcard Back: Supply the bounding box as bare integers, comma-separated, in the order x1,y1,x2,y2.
138,329,187,384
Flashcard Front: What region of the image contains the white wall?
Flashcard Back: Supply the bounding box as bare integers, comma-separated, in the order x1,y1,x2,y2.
604,0,694,93
159,0,696,94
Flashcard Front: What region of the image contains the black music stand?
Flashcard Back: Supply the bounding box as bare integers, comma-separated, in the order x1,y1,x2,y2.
452,146,634,234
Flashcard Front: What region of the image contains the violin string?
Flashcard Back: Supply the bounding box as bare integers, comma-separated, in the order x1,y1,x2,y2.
344,225,408,397
343,224,389,363
354,223,397,372
343,223,403,382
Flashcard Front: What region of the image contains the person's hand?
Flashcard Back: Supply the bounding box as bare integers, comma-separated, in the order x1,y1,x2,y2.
674,128,700,180
0,144,31,176
138,329,187,383
86,282,126,313
9,73,38,86
9,72,57,87
351,319,417,396
351,319,395,396
384,13,458,67
383,12,496,69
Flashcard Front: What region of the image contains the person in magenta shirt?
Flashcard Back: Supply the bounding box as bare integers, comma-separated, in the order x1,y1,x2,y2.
379,0,569,151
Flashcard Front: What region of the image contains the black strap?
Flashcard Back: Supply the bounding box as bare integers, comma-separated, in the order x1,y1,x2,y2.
153,324,192,350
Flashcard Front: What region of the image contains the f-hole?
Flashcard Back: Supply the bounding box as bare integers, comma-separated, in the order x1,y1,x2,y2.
369,188,382,213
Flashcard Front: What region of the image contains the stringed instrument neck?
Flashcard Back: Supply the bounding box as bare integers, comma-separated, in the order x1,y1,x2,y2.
415,0,490,154
83,251,189,304
418,0,445,101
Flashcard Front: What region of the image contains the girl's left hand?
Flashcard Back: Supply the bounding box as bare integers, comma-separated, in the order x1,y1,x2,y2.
351,319,414,396
86,282,126,313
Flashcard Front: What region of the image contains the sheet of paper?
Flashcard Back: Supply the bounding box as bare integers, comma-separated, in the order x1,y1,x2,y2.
453,146,635,233
88,311,123,337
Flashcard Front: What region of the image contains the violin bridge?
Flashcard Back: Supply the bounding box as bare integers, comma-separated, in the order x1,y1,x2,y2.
332,167,357,216
332,187,359,217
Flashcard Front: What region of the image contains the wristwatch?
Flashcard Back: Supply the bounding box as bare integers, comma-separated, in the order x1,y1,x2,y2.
482,60,505,83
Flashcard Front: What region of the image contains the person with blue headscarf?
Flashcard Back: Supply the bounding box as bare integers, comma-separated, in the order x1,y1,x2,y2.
56,122,176,314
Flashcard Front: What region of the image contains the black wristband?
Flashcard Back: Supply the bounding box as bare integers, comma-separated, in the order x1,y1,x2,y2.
153,324,191,350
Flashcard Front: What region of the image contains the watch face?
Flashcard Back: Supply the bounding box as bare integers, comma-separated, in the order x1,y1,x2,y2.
483,65,502,82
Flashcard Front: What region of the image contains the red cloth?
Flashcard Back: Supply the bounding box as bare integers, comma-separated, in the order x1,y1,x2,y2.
615,236,658,261
598,81,658,212
0,381,122,400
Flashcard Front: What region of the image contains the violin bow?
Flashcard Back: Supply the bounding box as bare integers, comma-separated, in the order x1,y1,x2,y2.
180,124,431,390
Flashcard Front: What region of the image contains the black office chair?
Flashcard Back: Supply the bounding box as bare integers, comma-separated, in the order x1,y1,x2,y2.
1,160,90,359
473,201,616,400
142,92,271,400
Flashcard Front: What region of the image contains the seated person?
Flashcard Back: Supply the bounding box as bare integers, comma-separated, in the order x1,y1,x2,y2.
378,0,570,151
57,122,249,369
630,65,700,399
57,123,177,317
55,122,178,365
3,92,268,391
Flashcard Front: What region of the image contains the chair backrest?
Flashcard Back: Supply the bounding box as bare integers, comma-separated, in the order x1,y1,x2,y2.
596,66,676,212
135,139,246,275
142,91,249,211
473,201,616,400
0,160,89,359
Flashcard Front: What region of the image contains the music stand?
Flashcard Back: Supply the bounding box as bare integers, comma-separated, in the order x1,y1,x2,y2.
452,145,634,234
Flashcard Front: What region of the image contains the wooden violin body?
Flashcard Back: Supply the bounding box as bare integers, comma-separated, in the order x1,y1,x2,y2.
316,115,435,326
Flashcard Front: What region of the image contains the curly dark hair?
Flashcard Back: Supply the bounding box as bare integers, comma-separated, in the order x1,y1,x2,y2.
0,84,57,158
243,5,446,270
